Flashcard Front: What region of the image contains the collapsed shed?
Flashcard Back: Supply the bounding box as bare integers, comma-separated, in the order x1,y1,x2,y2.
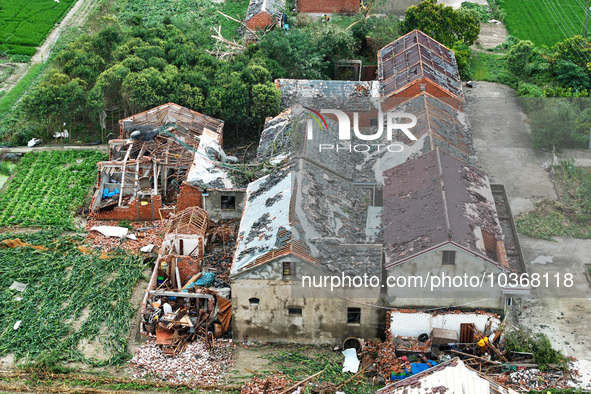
89,103,235,221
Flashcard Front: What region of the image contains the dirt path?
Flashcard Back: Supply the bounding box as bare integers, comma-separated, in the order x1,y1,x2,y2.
0,0,99,95
1,144,109,153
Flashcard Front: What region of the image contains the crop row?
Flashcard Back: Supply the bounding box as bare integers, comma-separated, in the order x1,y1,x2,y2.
0,150,106,229
0,0,77,55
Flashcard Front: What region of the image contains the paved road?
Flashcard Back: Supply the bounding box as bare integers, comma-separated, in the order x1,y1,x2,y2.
466,81,591,389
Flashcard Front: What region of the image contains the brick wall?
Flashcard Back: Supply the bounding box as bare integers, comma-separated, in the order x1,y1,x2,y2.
246,12,274,31
177,182,203,211
91,195,175,221
298,0,359,13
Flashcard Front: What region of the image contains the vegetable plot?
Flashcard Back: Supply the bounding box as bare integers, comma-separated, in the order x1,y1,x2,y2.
0,150,106,229
0,0,78,56
0,231,145,367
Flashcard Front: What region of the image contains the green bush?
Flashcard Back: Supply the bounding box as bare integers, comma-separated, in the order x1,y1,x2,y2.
516,82,544,97
504,329,568,371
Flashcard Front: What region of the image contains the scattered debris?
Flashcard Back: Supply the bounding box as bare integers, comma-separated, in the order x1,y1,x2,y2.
129,339,234,385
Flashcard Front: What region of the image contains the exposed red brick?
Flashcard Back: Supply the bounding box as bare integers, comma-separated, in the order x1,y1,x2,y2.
246,12,275,30
177,182,203,212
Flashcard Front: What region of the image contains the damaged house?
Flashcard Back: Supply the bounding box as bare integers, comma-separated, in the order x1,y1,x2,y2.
377,30,464,109
245,0,285,31
230,161,384,344
140,206,232,354
90,103,244,221
231,30,526,343
382,148,526,309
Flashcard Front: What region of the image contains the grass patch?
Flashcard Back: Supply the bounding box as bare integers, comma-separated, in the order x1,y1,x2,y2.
0,0,78,55
471,52,516,86
0,63,46,116
267,350,375,393
0,230,145,368
0,150,107,229
516,161,591,239
498,0,585,47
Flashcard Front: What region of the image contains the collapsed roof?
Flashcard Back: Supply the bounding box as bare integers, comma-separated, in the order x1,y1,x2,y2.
186,129,241,191
377,30,463,99
382,148,508,269
119,102,224,143
275,79,380,110
231,160,381,276
166,206,209,236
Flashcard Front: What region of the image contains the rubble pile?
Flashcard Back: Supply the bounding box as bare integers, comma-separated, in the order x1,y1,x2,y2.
129,339,234,385
204,220,239,282
86,220,165,252
241,373,293,394
501,368,574,391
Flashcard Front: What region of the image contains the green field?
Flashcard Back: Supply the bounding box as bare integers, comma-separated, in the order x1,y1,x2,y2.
0,150,106,228
0,231,144,366
499,0,586,47
0,0,78,56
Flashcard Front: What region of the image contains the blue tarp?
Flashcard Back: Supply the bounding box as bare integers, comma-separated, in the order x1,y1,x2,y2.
391,362,438,381
182,272,215,291
102,188,120,199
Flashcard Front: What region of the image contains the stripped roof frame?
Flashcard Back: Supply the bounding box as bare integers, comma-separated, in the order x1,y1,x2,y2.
119,103,224,144
166,206,209,236
377,30,464,100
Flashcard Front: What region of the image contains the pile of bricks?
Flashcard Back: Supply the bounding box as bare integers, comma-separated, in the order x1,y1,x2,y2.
86,219,166,252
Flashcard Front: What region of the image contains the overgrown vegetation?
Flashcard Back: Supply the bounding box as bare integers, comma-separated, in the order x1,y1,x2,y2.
0,6,401,143
0,150,106,229
267,350,374,393
505,329,568,371
0,0,78,56
516,161,591,239
0,230,145,368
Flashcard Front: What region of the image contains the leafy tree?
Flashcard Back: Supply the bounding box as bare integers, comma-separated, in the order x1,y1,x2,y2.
250,83,281,130
553,35,591,69
402,0,480,47
205,73,250,132
505,40,534,77
555,60,590,91
451,41,472,79
122,67,167,113
516,82,544,97
257,29,327,79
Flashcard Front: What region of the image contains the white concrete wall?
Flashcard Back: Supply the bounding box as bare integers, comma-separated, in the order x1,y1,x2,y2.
385,243,505,310
389,311,500,338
